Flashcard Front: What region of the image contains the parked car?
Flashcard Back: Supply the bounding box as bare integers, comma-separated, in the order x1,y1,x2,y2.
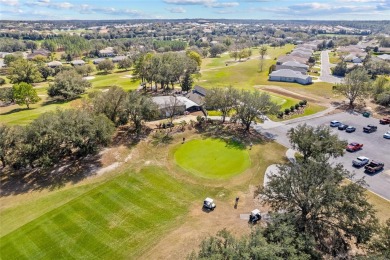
364,161,384,174
330,120,341,127
384,131,390,139
203,197,216,210
352,156,370,167
363,125,377,133
338,124,348,130
345,126,356,133
379,117,390,125
346,142,363,152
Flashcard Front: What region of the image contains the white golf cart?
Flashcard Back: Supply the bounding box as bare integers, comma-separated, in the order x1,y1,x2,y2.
249,209,261,224
203,197,216,210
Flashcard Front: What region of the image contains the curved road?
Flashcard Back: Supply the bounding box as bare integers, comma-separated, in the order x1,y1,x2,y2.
320,50,343,84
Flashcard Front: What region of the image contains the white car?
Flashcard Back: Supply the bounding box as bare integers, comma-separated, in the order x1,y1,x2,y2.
330,120,341,127
352,156,370,167
384,131,390,139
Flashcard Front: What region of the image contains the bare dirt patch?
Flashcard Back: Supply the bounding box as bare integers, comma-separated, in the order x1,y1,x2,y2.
257,85,326,104
142,186,266,259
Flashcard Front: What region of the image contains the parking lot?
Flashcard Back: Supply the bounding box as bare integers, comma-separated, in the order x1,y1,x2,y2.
261,111,390,200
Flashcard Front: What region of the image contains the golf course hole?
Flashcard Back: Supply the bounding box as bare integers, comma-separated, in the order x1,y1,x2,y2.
174,139,251,179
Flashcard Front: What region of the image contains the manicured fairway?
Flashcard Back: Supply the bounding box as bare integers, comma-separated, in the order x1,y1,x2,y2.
174,139,251,179
0,167,202,259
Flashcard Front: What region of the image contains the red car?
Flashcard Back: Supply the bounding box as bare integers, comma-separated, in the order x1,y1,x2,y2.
346,142,363,152
379,118,390,124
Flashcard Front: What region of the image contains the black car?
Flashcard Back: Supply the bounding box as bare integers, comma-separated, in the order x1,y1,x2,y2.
363,125,377,133
346,126,356,133
338,124,348,130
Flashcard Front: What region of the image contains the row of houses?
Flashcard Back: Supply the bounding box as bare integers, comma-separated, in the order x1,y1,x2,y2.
268,42,318,85
46,56,129,68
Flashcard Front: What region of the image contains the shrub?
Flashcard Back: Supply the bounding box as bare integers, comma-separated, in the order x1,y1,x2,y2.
0,77,5,85
284,108,290,114
277,111,284,118
290,106,295,112
295,104,300,110
299,101,305,106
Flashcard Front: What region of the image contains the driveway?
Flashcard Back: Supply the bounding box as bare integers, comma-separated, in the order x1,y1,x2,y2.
255,111,390,200
320,50,343,84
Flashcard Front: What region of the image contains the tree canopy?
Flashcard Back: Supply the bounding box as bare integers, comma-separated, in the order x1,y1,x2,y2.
48,70,91,100
287,123,347,162
7,59,42,84
333,67,371,107
12,82,40,109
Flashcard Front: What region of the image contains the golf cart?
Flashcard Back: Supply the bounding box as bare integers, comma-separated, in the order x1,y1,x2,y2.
203,197,216,211
249,209,261,224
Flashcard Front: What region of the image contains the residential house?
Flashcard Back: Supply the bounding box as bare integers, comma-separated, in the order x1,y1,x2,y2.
344,54,363,63
152,96,186,118
47,61,62,68
186,85,207,106
93,58,105,64
378,54,390,62
152,96,202,118
269,69,312,85
71,60,85,66
290,50,312,60
112,56,127,62
275,61,309,75
277,55,308,65
98,47,115,57
27,49,51,60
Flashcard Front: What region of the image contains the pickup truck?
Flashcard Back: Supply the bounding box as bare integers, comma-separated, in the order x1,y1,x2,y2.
364,161,384,173
363,125,377,133
379,118,390,125
346,142,363,152
352,156,369,167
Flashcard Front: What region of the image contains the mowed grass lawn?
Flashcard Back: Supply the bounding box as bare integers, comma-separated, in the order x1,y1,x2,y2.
174,139,251,179
0,167,209,259
199,45,295,89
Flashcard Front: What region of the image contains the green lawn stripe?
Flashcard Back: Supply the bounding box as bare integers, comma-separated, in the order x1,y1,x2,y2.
40,217,95,259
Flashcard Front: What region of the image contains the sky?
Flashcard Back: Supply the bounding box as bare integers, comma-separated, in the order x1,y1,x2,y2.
0,0,389,20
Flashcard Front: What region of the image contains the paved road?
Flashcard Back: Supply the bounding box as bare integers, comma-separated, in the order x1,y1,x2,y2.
255,112,390,200
320,50,343,84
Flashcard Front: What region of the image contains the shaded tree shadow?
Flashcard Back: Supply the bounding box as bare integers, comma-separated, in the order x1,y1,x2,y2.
0,154,103,197
196,120,269,150
0,107,31,115
41,98,76,107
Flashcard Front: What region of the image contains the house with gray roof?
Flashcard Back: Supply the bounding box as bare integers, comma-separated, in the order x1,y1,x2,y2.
277,55,307,65
93,58,106,64
98,47,115,57
47,61,62,68
112,56,127,62
71,60,85,66
269,69,312,85
377,54,390,61
290,50,312,60
186,85,207,106
275,61,309,75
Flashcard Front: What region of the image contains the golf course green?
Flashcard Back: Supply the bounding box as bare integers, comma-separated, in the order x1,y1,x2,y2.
174,139,251,179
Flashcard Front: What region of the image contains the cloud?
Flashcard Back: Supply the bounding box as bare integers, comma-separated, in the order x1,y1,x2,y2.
24,0,73,9
166,7,187,13
164,0,239,8
0,0,19,6
164,0,215,5
210,2,239,8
